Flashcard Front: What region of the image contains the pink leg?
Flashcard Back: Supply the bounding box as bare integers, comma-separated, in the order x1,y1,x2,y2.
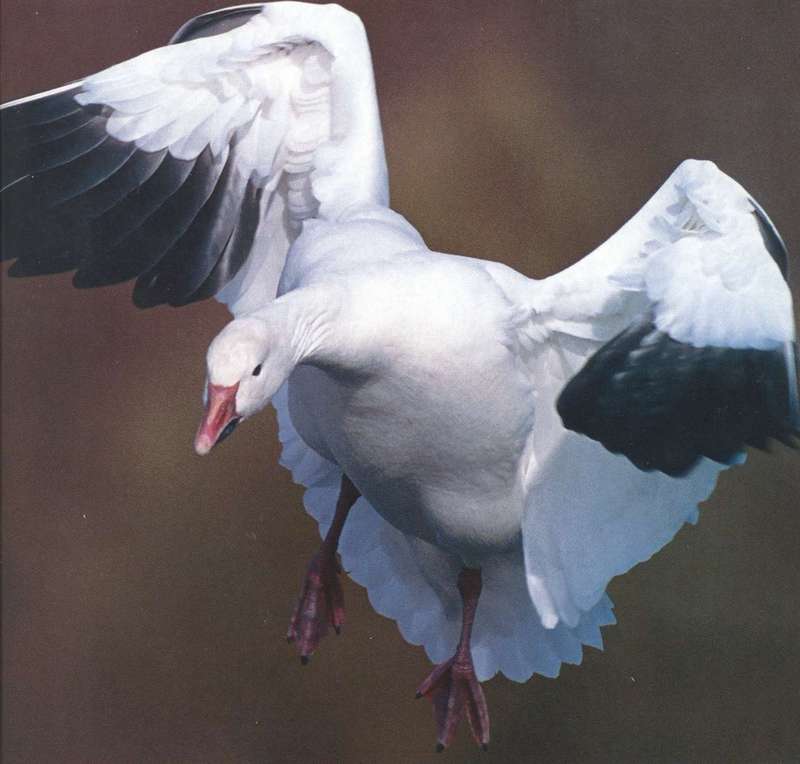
416,567,490,751
287,474,360,662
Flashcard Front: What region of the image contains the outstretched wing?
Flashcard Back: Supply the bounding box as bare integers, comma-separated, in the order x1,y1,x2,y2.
537,159,797,475
519,159,797,630
1,2,387,314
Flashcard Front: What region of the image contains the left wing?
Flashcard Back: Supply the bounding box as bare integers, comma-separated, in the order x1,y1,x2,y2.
518,159,797,630
1,2,387,314
536,159,797,476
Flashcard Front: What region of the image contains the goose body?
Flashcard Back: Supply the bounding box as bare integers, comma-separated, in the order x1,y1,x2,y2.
282,211,531,559
2,1,797,750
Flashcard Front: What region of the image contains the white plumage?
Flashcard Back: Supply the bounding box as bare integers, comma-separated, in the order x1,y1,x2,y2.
2,1,797,748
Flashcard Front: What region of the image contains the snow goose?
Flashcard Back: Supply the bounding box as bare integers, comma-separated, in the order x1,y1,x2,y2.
1,1,797,752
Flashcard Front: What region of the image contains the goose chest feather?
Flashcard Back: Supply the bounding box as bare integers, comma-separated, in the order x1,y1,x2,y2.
284,221,535,560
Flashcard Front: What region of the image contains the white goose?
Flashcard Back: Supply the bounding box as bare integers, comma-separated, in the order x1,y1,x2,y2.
2,2,797,751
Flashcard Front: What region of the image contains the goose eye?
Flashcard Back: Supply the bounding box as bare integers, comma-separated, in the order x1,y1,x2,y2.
252,364,262,377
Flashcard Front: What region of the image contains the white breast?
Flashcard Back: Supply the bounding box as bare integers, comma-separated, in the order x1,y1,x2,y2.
288,255,535,562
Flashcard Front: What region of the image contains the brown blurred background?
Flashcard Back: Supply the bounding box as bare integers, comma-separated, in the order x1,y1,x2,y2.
2,1,800,762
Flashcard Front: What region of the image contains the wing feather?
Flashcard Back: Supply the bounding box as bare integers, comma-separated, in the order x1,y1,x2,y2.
37,139,139,209
183,178,265,306
59,148,169,219
133,152,249,306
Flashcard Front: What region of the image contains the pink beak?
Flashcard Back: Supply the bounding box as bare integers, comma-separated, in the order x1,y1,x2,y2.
194,382,240,455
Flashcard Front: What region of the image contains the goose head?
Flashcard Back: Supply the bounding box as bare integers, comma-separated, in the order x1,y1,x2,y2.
194,316,293,455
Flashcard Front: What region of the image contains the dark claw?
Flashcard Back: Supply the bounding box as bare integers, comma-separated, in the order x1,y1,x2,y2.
287,548,346,660
300,655,310,666
418,651,490,751
436,743,445,753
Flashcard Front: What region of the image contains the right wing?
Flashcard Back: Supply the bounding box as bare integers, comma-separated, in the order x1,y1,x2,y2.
1,2,387,315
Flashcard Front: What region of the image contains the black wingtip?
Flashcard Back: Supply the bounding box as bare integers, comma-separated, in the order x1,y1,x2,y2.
557,319,799,476
1,84,83,130
169,4,264,44
750,198,789,279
